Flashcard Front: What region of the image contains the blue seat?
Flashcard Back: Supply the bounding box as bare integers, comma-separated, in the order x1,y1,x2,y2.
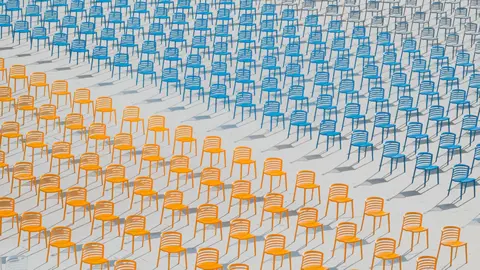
302,14,320,36
372,112,396,142
162,47,183,71
286,85,308,112
471,144,480,172
190,35,210,57
111,53,133,79
260,77,282,103
394,96,419,124
312,71,334,97
350,26,369,48
233,92,256,121
209,61,231,87
325,20,345,41
237,30,256,53
426,105,450,135
99,28,118,48
348,129,374,162
260,56,281,80
447,89,471,118
69,0,87,18
119,34,139,56
455,51,474,78
234,69,256,94
404,122,429,153
261,101,285,131
375,31,394,55
389,72,411,99
167,29,187,50
306,30,326,53
361,64,382,91
412,152,439,187
469,73,480,102
125,16,144,36
381,51,402,76
314,94,337,121
259,36,280,60
379,140,406,174
409,58,432,86
208,84,230,112
332,56,354,81
288,110,312,141
107,11,124,31
280,25,300,47
0,15,12,38
337,79,359,105
354,44,375,67
212,42,232,66
12,20,30,44
88,5,106,26
283,42,304,67
153,6,170,25
185,54,206,79
78,22,97,43
50,0,68,13
147,23,166,43
308,49,329,74
235,49,256,72
160,68,180,96
438,66,460,94
183,75,204,103
366,87,389,114
215,8,233,27
195,2,213,20
342,103,366,131
400,38,420,65
260,3,277,22
132,1,151,21
283,63,305,88
429,45,449,72
5,0,21,19
258,19,277,42
316,119,342,150
41,9,60,33
69,39,89,64
136,60,157,87
90,46,111,72
436,132,462,165
459,114,480,145
238,13,256,33
416,80,439,108
25,5,41,25
329,37,349,61
30,26,49,51
50,32,68,57
213,24,233,46
60,15,78,35
193,18,212,41
448,164,476,200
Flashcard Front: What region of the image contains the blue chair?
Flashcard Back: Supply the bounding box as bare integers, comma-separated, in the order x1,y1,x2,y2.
213,24,233,46
366,87,389,114
314,94,337,121
99,28,118,48
436,132,462,165
416,80,439,108
185,54,206,79
125,16,144,36
316,119,342,150
30,26,49,51
153,6,170,25
160,68,180,96
371,112,396,142
283,63,305,88
389,72,411,99
136,60,157,87
208,84,230,112
195,2,213,20
455,51,474,78
183,75,204,103
60,15,78,35
69,39,89,64
119,34,139,56
429,45,449,72
90,46,111,72
233,92,256,121
354,44,375,67
132,1,150,21
209,61,231,87
70,0,87,18
140,40,160,63
212,42,233,66
5,0,21,19
379,140,406,174
12,21,30,44
471,144,480,171
260,56,282,80
448,164,476,200
342,103,366,131
261,101,285,131
162,47,183,71
308,49,329,73
280,8,298,28
332,56,354,81
50,0,68,13
447,89,471,118
337,79,359,105
236,49,256,72
374,32,394,55
258,19,277,42
329,37,349,61
401,38,420,65
350,26,369,48
302,14,320,36
260,4,277,22
234,69,256,94
259,36,280,60
288,110,312,141
459,114,480,145
217,0,235,13
306,30,326,53
312,71,334,97
87,5,106,26
167,29,187,50
394,96,419,124
147,23,166,43
260,77,282,103
438,66,460,94
107,11,124,31
412,152,440,187
193,18,212,41
283,43,304,67
190,36,210,57
78,22,97,43
238,13,257,34
409,58,432,86
50,32,69,57
404,122,429,153
325,20,345,41
215,8,234,27
381,51,402,76
286,85,308,112
426,105,450,135
360,64,382,91
25,5,41,25
111,53,132,79
281,25,301,47
238,0,255,19
0,15,12,38
348,129,374,162
95,0,112,9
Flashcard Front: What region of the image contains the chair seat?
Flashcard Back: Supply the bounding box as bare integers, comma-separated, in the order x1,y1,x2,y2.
135,190,157,196
234,158,254,164
230,232,255,240
66,124,85,130
165,203,187,211
53,153,74,159
176,137,195,143
441,240,466,247
439,144,461,150
233,193,255,200
50,240,75,248
161,246,186,253
170,168,192,174
21,225,46,232
126,229,150,236
329,196,352,203
265,248,290,256
298,221,322,228
375,252,401,260
336,236,361,243
403,225,427,232
365,210,389,217
201,180,224,186
320,131,340,137
452,177,476,183
352,142,373,148
105,177,128,183
95,214,119,221
264,206,287,213
383,153,405,159
80,165,101,171
297,183,319,189
67,200,89,207
0,210,17,218
197,217,221,224
264,170,286,176
82,257,108,265
13,173,35,180
302,266,328,270
26,142,47,148
196,262,223,270
18,106,36,111
408,134,428,139
416,165,438,171
40,187,61,193
204,148,224,154
143,156,164,162
114,145,135,151
1,133,21,139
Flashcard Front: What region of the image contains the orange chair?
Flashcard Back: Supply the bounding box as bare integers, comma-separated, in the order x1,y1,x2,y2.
28,72,50,98
80,242,109,270
194,204,223,242
130,176,159,212
86,122,111,153
160,190,189,227
0,150,10,182
195,248,222,270
111,133,137,164
157,231,187,269
46,226,77,267
200,136,226,167
436,226,468,266
261,158,287,192
260,234,292,270
0,58,6,80
0,197,19,235
398,212,429,251
14,95,37,125
295,207,324,245
8,64,28,92
332,222,363,262
36,104,60,134
145,115,170,144
90,200,120,239
72,88,94,114
260,193,289,230
292,170,321,205
63,187,92,223
49,141,76,174
23,131,49,164
228,264,249,270
197,167,225,202
226,218,256,258
301,251,327,270
63,113,87,142
11,161,37,196
230,146,257,179
120,106,145,134
18,212,47,251
172,125,197,155
324,183,354,220
416,256,437,270
121,215,152,253
360,196,390,235
0,121,22,152
115,259,136,270
37,174,63,210
0,86,15,115
168,155,194,189
103,164,130,200
94,96,117,124
139,144,166,176
228,180,257,216
371,238,402,269
77,152,103,186
50,80,72,107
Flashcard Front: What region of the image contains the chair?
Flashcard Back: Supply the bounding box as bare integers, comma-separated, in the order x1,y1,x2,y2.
0,197,19,235
325,183,354,220
168,155,194,189
404,122,429,154
194,204,222,242
341,103,366,131
49,142,75,174
416,256,437,270
157,232,187,269
130,176,159,212
230,146,256,179
379,141,406,174
63,187,91,223
448,164,476,200
0,121,22,153
63,113,86,143
11,161,36,197
315,94,338,121
295,207,324,245
436,132,462,165
90,200,120,239
36,104,60,135
94,96,117,124
111,133,136,164
197,167,225,202
46,226,77,267
195,248,222,270
80,242,109,270
208,84,231,113
138,144,165,176
226,218,257,259
233,92,256,121
292,170,320,205
121,215,152,253
300,250,327,270
90,46,111,72
160,190,189,227
260,234,292,270
8,65,28,92
172,125,197,155
37,174,62,210
412,152,440,187
332,222,363,262
371,238,402,269
103,164,129,200
136,60,157,87
317,119,342,150
360,197,390,234
71,88,93,115
349,129,374,162
23,131,48,164
28,72,49,99
120,106,145,134
0,86,15,116
18,212,47,251
459,114,480,145
14,95,37,125
77,152,103,186
86,123,110,153
50,80,71,108
145,115,170,144
261,158,288,192
260,193,289,230
471,144,480,171
69,39,90,65
398,212,429,251
0,151,9,182
228,180,256,216
12,21,31,45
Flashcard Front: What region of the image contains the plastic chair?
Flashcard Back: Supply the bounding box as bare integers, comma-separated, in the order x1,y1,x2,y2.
412,152,440,187
172,125,197,155
72,88,93,114
0,151,9,182
23,131,48,164
63,187,91,223
459,114,480,145
125,16,145,36
120,106,145,134
349,129,374,162
260,234,292,270
300,250,326,270
76,152,103,186
437,226,468,267
14,95,37,125
234,92,256,121
0,86,15,116
197,167,225,202
160,190,189,227
99,28,118,48
111,133,136,164
49,142,75,174
261,158,287,192
103,164,129,199
361,64,382,91
436,132,462,165
11,161,36,197
0,121,22,153
111,53,133,80
447,164,476,200
438,66,460,95
85,123,110,153
226,219,256,258
90,200,120,239
8,65,28,92
0,197,18,235
379,140,406,173
471,144,480,171
230,146,256,179
341,103,366,131
398,212,429,251
139,144,165,176
46,226,77,267
404,122,429,153
80,242,109,269
42,9,60,32
120,34,140,56
183,75,204,103
30,26,49,51
371,238,402,269
147,22,166,42
50,80,71,108
94,96,116,124
261,101,285,132
294,207,324,245
447,89,471,119
332,222,363,262
63,113,86,143
194,204,222,242
200,136,226,167
69,39,90,64
18,212,47,251
234,69,256,94
367,87,389,114
90,46,112,72
360,197,390,235
12,21,31,45
157,232,187,269
168,155,194,189
145,115,170,144
28,72,49,99
195,248,222,270
121,215,152,253
210,61,232,87
325,183,354,220
130,176,159,212
286,85,308,112
228,180,256,216
288,110,312,141
317,119,342,150
208,84,231,113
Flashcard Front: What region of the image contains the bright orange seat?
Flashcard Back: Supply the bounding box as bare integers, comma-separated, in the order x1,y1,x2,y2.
120,106,145,134
28,72,49,98
371,238,402,269
226,219,256,258
50,80,72,107
18,212,47,251
301,250,328,270
11,161,37,197
295,207,324,245
0,150,10,182
437,226,468,267
292,170,321,205
228,180,257,217
94,96,117,124
103,164,130,200
0,197,19,235
168,155,194,189
157,231,187,269
145,115,170,144
14,95,37,125
324,183,354,220
200,136,226,167
332,222,363,262
63,187,92,223
260,193,289,230
260,234,292,270
130,176,159,213
46,226,77,267
91,200,120,239
172,125,197,155
398,212,429,251
195,248,222,270
160,190,189,228
261,158,287,192
194,204,222,242
360,196,391,235
8,64,28,92
230,146,257,179
77,152,103,186
121,215,152,253
80,242,109,269
0,86,15,115
72,88,94,114
36,104,60,134
197,167,225,202
37,174,63,210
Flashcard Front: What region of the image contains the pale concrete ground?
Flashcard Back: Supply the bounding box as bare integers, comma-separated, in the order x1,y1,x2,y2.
0,0,479,269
